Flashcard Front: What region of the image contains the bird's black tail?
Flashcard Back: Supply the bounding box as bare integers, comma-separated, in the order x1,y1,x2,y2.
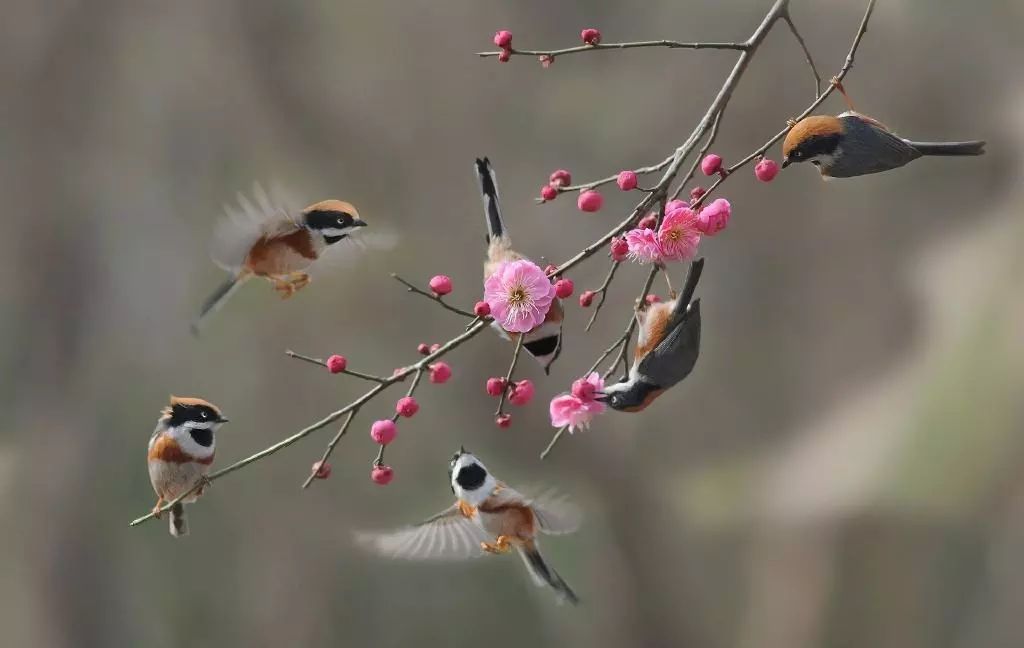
475,157,506,240
519,543,579,605
191,275,246,336
671,257,705,319
169,502,188,537
907,140,986,156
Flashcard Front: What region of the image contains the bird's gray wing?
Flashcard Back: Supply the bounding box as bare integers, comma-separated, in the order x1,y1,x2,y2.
353,504,490,561
836,114,921,173
637,299,701,389
520,486,582,535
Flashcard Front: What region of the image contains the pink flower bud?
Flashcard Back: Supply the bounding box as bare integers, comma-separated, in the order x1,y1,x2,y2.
429,275,452,296
486,377,507,397
549,169,572,187
571,377,596,400
697,198,731,236
498,49,511,63
553,278,574,299
690,186,706,202
416,343,430,355
637,213,658,230
395,396,419,418
474,301,491,317
701,153,723,176
429,343,441,354
665,199,688,213
494,30,513,48
496,414,512,429
326,355,347,374
610,237,629,262
645,294,662,305
754,157,780,182
579,290,595,307
429,361,452,384
509,379,535,406
370,419,398,445
581,28,602,45
312,461,332,479
577,190,603,212
371,464,394,485
616,170,638,191
539,54,554,68
540,185,558,201
544,264,558,276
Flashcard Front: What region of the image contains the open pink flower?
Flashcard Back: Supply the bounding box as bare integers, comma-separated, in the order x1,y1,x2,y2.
484,260,555,333
658,207,702,261
625,227,663,264
549,372,606,432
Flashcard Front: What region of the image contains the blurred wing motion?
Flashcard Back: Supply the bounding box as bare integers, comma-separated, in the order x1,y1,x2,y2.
307,228,398,279
354,504,491,561
210,181,299,274
502,484,582,535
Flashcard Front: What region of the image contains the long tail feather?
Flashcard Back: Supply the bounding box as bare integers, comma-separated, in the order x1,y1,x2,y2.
191,275,246,336
475,157,506,240
671,257,705,319
906,140,986,156
518,543,579,605
169,502,188,537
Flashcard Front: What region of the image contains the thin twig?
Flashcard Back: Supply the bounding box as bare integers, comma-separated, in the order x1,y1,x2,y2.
374,368,426,468
585,262,622,332
548,153,675,195
670,110,724,202
301,410,356,488
285,350,389,384
539,425,569,461
478,40,749,59
391,274,477,318
493,334,525,416
782,12,822,98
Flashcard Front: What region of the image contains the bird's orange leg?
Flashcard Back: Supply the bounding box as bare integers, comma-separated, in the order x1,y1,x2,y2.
481,535,513,554
271,275,296,298
830,76,856,112
193,475,211,498
288,272,311,292
151,496,165,519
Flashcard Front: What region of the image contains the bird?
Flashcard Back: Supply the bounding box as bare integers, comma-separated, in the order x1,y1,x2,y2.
476,157,565,374
147,396,228,537
782,79,985,178
355,447,581,605
191,183,372,334
598,258,703,413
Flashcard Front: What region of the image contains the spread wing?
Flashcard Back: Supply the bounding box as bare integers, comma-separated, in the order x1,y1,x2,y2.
496,483,582,536
307,229,399,279
353,504,490,561
210,182,301,273
637,299,701,389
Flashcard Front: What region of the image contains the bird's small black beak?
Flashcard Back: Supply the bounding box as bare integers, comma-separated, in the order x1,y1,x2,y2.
459,445,467,455
217,416,230,423
781,157,791,169
352,219,368,228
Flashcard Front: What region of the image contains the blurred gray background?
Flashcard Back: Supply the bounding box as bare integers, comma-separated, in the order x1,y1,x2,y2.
2,1,1023,646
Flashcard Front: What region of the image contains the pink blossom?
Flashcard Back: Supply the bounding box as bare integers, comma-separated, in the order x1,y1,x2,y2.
371,464,394,485
658,207,702,262
581,28,602,45
495,413,512,428
637,213,658,230
539,54,554,68
416,343,430,355
483,260,556,333
509,379,535,406
755,158,780,182
370,420,397,445
395,397,419,418
549,169,572,187
429,361,452,383
550,373,607,432
474,301,491,317
690,186,706,202
577,190,603,212
701,153,723,176
493,30,513,49
326,355,347,374
665,199,689,213
625,227,663,264
610,237,628,262
498,50,511,63
486,377,507,397
553,278,574,299
312,461,331,479
579,290,595,307
697,198,731,236
429,275,452,296
616,170,638,191
540,185,557,201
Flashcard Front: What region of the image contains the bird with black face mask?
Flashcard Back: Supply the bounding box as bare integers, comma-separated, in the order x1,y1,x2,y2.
476,158,565,374
191,183,377,333
147,396,229,537
782,80,984,178
355,448,581,605
599,258,704,413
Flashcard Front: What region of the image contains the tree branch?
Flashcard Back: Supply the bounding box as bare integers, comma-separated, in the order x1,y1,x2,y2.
478,39,749,59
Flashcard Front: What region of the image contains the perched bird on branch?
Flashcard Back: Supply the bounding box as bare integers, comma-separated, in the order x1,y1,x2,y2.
783,80,985,178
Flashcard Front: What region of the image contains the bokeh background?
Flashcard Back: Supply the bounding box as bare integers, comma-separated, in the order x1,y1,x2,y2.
2,1,1023,646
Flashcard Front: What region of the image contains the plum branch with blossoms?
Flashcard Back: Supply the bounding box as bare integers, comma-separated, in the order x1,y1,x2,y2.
128,0,876,528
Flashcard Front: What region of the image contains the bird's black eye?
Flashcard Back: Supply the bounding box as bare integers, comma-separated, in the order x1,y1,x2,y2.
618,375,629,383
201,411,209,419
